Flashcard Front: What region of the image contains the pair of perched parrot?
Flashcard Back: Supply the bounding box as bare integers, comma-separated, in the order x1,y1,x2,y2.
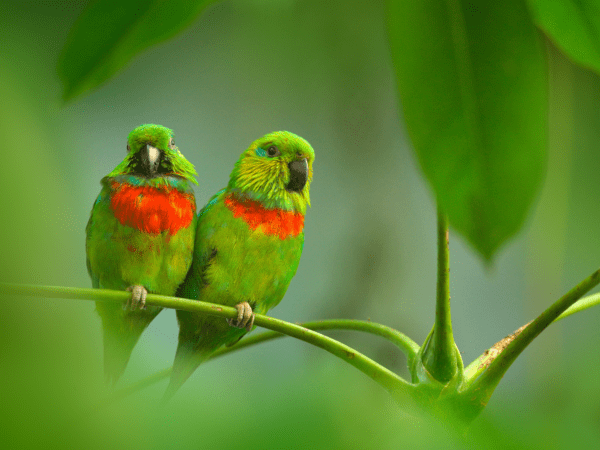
85,124,314,400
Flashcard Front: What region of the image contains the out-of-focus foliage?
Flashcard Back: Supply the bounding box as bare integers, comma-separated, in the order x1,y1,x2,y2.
58,0,214,101
2,0,600,448
528,0,600,75
387,0,547,262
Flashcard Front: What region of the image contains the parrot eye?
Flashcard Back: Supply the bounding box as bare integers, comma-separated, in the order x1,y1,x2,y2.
168,137,175,149
126,144,131,152
266,145,280,158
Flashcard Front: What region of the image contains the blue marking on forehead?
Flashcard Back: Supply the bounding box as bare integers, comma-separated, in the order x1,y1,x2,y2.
255,147,267,157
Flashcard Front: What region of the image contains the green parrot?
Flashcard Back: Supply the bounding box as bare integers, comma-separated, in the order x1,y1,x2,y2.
86,124,198,385
163,131,315,400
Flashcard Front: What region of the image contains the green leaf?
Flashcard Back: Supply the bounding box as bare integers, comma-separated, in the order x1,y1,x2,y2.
58,0,214,102
386,0,547,261
528,0,600,75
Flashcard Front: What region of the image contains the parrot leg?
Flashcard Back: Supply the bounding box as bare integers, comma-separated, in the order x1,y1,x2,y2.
125,285,148,310
228,302,255,331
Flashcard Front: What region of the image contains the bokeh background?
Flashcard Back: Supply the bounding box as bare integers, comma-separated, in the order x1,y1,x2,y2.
1,0,600,448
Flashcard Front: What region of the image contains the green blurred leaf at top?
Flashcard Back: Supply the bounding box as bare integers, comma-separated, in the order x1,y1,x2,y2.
58,0,214,102
387,0,547,261
527,0,600,75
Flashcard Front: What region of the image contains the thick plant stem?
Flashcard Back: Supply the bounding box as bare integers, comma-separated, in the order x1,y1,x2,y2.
0,283,418,406
421,207,457,383
464,292,600,385
465,268,600,410
434,209,453,361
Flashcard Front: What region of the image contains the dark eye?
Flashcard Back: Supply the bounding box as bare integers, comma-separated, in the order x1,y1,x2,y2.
169,137,175,148
267,145,280,157
126,144,131,152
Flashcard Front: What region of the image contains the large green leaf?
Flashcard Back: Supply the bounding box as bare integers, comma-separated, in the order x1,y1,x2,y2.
386,0,547,261
528,0,600,75
58,0,213,102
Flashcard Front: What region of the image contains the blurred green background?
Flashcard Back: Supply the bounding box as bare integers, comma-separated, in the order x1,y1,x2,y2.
1,0,600,448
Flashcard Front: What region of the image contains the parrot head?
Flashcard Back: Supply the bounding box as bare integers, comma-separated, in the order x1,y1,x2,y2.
227,131,315,214
107,124,198,185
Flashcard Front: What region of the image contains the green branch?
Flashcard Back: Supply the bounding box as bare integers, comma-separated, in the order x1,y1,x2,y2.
464,268,600,409
420,207,459,383
105,319,420,404
0,283,419,406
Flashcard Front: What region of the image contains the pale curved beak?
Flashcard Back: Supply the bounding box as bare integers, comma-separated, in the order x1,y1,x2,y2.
142,144,161,175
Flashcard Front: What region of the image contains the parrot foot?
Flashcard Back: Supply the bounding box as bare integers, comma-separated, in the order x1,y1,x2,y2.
228,302,255,332
125,285,147,310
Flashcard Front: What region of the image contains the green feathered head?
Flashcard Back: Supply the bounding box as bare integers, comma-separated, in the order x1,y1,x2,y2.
107,124,198,185
227,131,315,214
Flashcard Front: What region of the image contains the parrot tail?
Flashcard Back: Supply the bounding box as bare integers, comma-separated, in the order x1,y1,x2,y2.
98,302,162,386
103,327,141,386
161,340,213,404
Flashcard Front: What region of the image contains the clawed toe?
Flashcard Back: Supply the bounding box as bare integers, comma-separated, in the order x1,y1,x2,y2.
227,302,255,332
125,285,148,310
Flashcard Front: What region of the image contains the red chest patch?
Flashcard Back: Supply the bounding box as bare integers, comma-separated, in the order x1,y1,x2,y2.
110,182,195,235
224,194,304,239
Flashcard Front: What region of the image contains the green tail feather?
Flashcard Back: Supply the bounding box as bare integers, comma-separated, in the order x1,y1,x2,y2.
162,340,215,404
102,326,142,386
97,302,162,386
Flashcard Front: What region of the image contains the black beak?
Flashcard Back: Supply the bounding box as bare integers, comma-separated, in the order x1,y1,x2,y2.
286,158,308,192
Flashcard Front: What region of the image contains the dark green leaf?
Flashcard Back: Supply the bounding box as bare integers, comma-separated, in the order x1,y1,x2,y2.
528,0,600,75
58,0,214,102
386,0,547,261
